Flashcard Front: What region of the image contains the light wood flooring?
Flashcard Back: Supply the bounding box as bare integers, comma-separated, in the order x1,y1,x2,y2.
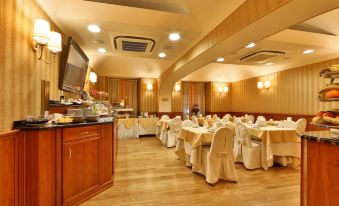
82,137,300,206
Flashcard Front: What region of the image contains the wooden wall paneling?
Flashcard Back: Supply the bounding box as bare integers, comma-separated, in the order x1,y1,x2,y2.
231,58,339,115
0,130,19,206
0,0,64,132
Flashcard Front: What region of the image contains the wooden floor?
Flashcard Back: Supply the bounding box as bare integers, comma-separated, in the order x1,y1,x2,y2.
82,137,300,206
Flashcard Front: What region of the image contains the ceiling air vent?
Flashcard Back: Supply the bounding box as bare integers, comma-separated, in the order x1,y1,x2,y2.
240,50,285,63
113,36,155,54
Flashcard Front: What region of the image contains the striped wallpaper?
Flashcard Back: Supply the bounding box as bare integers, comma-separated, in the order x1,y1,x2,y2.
0,0,64,132
231,58,339,115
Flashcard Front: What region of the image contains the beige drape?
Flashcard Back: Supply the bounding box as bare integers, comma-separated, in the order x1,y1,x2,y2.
182,82,205,115
107,78,138,114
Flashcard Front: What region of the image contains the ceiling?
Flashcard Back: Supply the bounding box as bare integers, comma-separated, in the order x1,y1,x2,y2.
184,8,339,82
38,0,245,77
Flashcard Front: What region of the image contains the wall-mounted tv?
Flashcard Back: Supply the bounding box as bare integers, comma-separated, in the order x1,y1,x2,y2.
60,37,89,94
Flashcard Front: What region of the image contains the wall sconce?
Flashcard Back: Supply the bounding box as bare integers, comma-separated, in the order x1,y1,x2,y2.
258,81,270,89
146,83,153,92
174,84,181,92
218,86,228,93
89,72,97,83
32,19,62,63
257,81,264,89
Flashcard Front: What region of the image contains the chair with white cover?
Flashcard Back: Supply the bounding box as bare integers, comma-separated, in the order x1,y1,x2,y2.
197,114,203,118
175,120,195,165
175,116,182,120
233,123,243,163
163,118,182,147
183,115,189,120
193,126,238,184
221,115,229,123
212,114,218,120
237,123,261,169
191,116,199,125
247,115,255,124
296,118,307,134
206,115,212,119
156,115,170,136
255,116,267,126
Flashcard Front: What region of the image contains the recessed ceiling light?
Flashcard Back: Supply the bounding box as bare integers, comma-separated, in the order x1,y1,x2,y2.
303,49,314,54
88,24,101,33
169,33,181,41
245,42,256,48
216,57,224,62
158,52,166,58
265,62,274,66
97,48,106,53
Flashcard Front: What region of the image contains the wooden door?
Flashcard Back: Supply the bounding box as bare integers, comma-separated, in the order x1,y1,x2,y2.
63,137,100,204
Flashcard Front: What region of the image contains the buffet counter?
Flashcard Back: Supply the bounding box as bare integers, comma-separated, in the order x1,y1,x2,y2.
8,121,117,206
300,131,339,206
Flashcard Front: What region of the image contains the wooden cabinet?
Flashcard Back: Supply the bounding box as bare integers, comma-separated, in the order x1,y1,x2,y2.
10,122,115,206
63,136,100,205
0,131,18,206
301,138,339,206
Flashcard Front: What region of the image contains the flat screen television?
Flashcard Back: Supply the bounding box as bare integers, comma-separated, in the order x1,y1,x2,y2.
60,37,89,94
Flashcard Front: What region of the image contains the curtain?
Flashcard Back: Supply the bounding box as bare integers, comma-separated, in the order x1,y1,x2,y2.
182,82,205,115
107,78,138,115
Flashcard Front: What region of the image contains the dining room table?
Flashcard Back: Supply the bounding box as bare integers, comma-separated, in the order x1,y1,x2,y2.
244,124,299,169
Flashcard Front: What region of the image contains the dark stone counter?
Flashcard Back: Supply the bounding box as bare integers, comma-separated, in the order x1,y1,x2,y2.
13,119,115,131
301,131,339,145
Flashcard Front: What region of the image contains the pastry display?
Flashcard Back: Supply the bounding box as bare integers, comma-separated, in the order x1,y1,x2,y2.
56,116,73,124
318,84,339,101
312,110,339,127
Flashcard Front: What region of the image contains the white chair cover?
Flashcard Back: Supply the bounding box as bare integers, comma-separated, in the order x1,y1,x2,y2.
255,116,267,126
156,115,170,136
193,127,238,184
205,115,212,119
212,114,218,120
221,115,229,123
233,123,243,163
296,118,306,134
175,120,195,166
163,118,182,147
183,115,189,120
197,114,203,118
181,120,195,127
247,115,255,123
191,116,199,125
175,116,182,120
161,115,170,120
237,123,261,169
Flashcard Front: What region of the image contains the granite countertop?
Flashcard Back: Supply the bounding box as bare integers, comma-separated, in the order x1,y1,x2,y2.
13,119,115,131
301,131,339,145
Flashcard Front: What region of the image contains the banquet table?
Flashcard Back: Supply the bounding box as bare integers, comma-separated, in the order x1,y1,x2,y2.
138,117,159,135
245,125,299,169
117,118,139,139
